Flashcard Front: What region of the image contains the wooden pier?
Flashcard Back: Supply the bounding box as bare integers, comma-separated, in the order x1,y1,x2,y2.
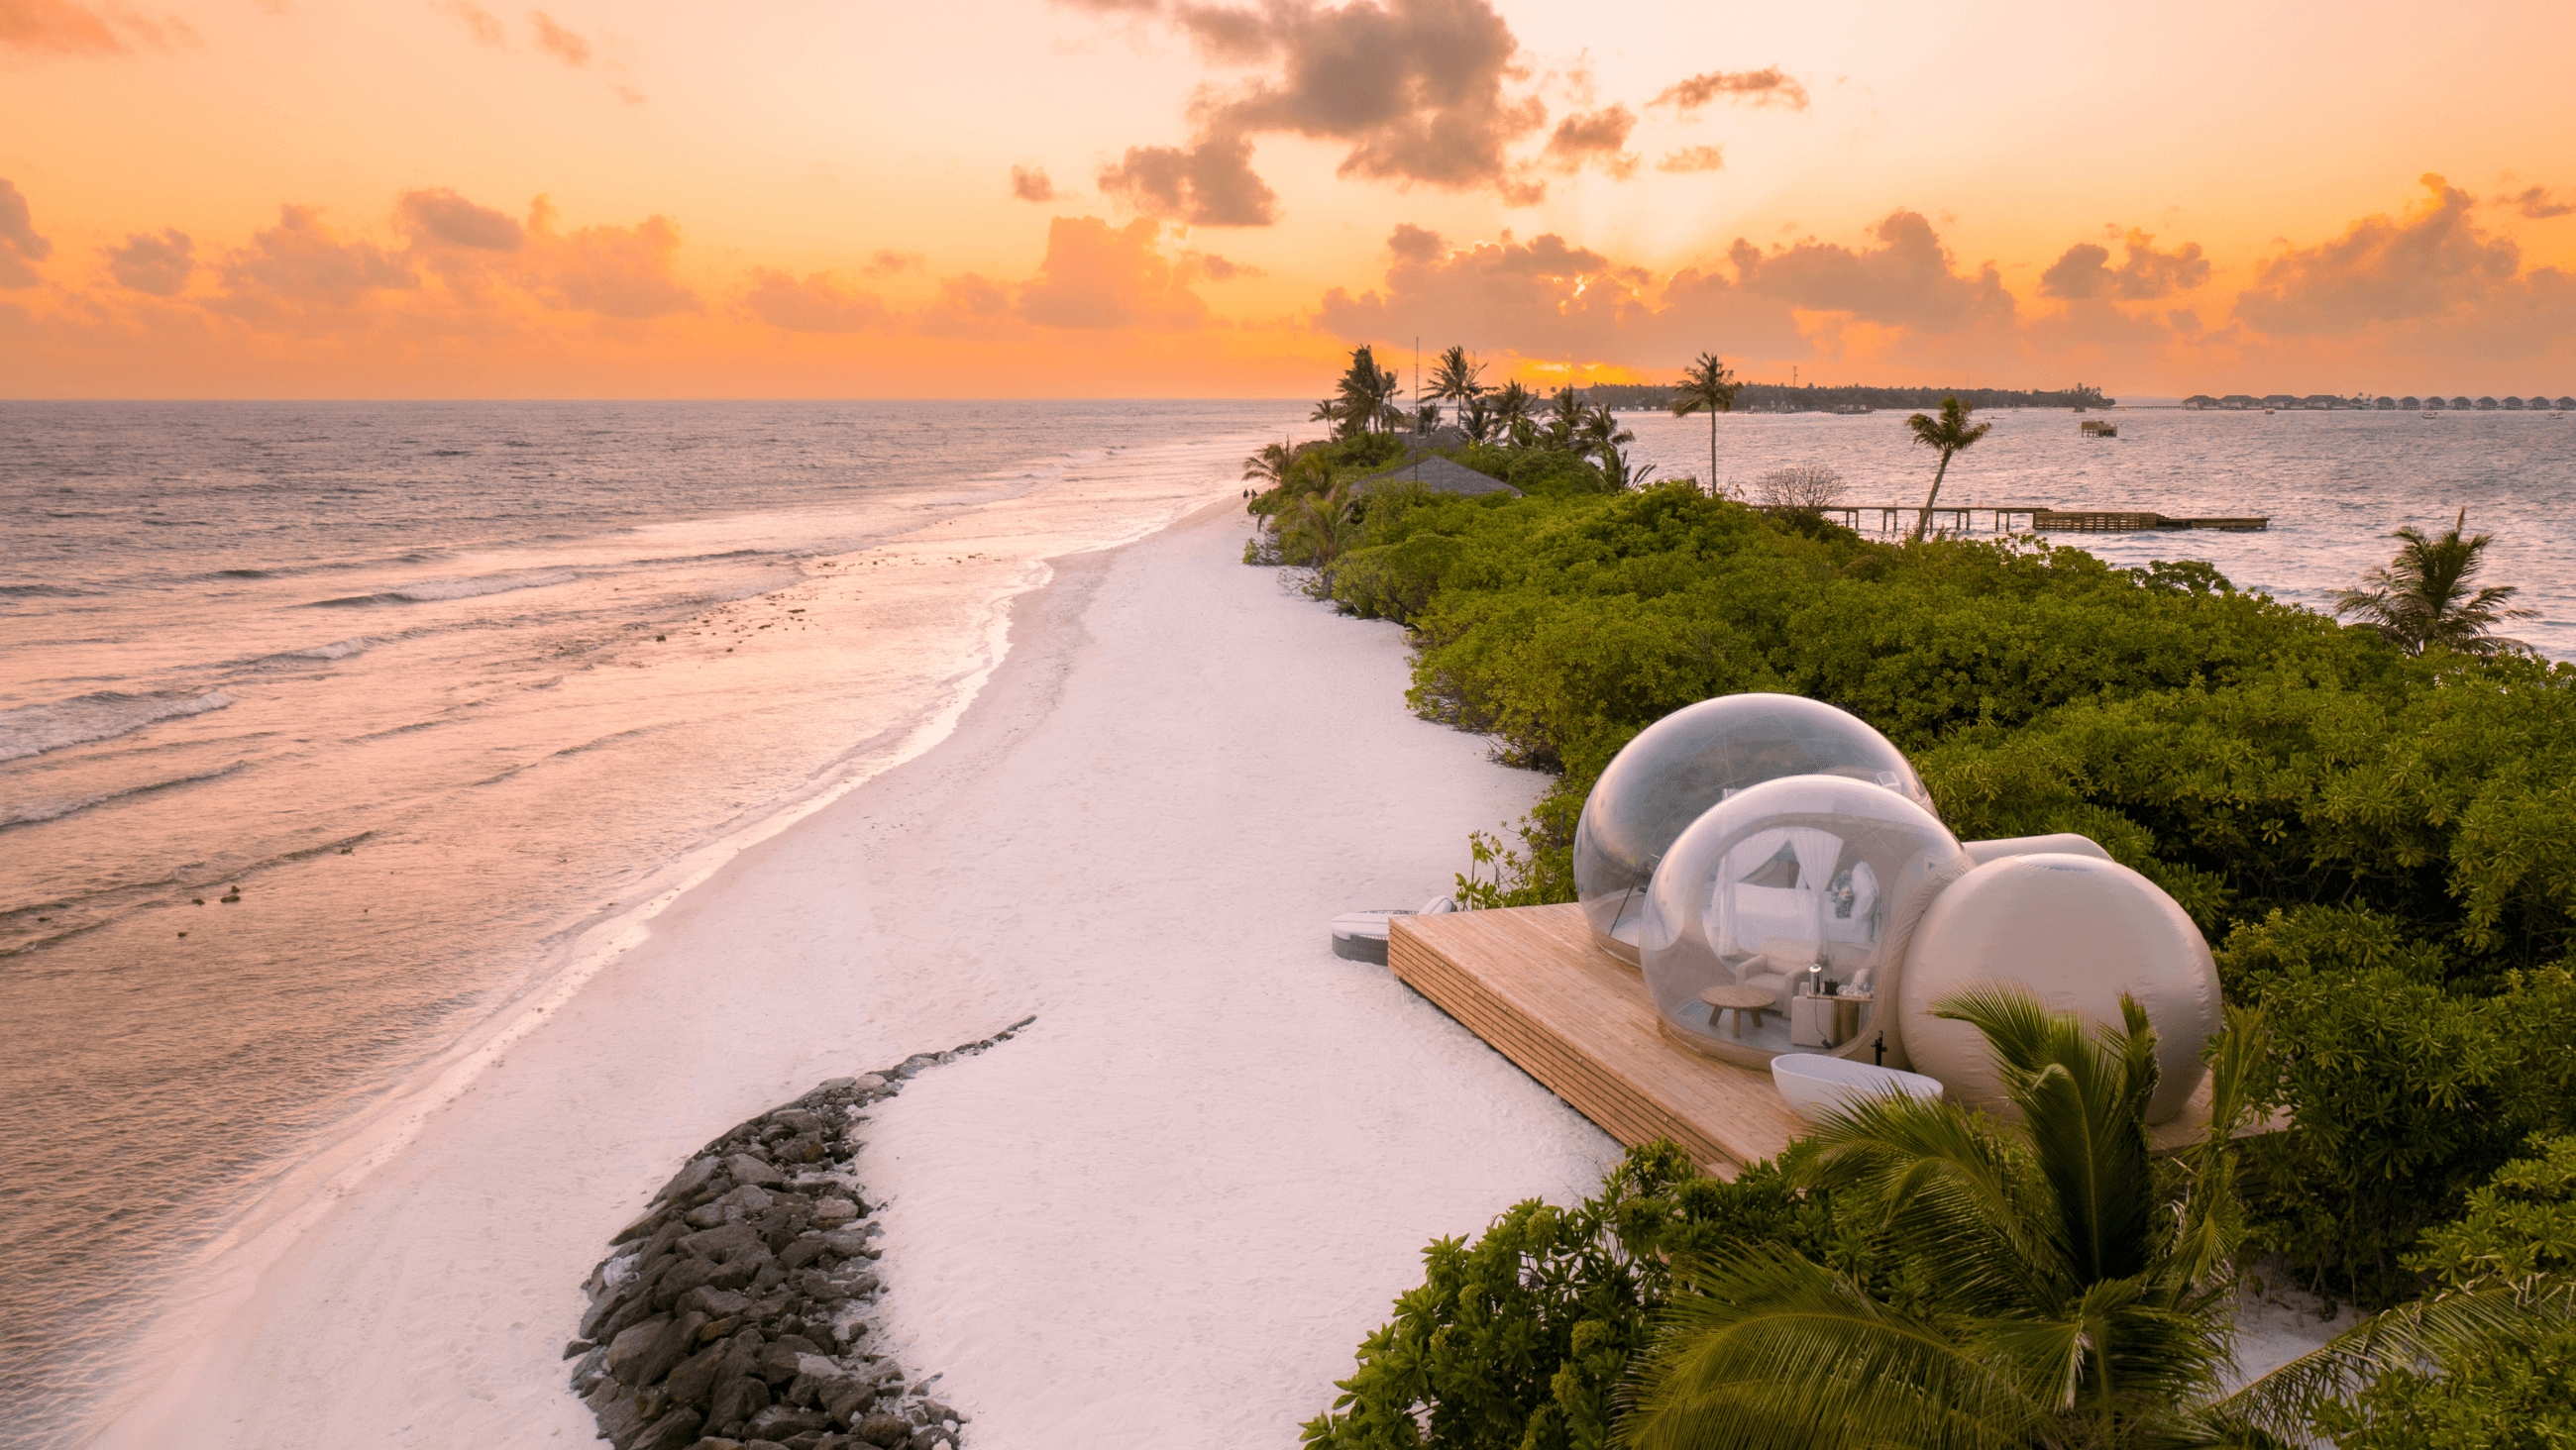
1386,902,2250,1174
1813,504,2268,535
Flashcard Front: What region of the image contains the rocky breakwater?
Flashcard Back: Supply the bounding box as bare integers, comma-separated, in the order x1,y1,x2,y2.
564,1021,1031,1450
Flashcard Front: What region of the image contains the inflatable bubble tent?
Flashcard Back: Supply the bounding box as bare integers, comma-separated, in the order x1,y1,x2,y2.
1573,694,1931,963
1639,775,1965,1070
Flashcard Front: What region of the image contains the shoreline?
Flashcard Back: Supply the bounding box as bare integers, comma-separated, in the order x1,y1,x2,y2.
92,495,1621,1448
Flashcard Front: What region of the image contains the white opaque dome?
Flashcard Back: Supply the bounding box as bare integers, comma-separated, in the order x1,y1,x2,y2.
1639,775,1965,1070
1898,853,2221,1124
1573,693,1930,964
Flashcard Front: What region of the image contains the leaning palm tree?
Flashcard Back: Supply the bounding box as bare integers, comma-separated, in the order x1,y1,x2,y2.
1620,992,2571,1449
1621,988,2261,1450
1493,378,1539,437
1430,345,1487,422
1669,353,1745,496
1904,395,1992,543
1581,404,1637,465
1547,386,1586,451
1461,394,1498,445
1241,440,1294,490
1335,346,1402,437
2332,507,2535,656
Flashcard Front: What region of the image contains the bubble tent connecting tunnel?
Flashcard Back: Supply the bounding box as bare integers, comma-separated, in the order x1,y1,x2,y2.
1570,692,2222,1123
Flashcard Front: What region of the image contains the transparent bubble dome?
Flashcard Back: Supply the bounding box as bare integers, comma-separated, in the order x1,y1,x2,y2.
1572,693,1930,963
1639,774,1964,1070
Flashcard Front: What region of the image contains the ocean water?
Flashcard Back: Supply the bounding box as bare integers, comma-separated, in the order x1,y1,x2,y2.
4,400,2571,1445
1619,405,2576,659
0,399,1302,1447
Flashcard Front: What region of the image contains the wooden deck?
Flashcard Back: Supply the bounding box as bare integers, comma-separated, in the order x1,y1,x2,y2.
1388,903,1802,1175
1387,902,2248,1174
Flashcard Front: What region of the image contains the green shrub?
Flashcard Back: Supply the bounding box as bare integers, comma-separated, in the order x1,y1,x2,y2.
2236,968,2576,1306
2310,1135,2576,1448
1299,1143,1833,1450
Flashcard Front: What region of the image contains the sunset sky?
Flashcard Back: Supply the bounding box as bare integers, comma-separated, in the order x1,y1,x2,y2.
4,0,2572,398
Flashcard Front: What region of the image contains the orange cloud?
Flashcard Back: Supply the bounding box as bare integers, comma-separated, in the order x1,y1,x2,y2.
1088,0,1550,220
1656,145,1725,174
2039,230,2209,300
212,205,415,317
2500,184,2573,221
1009,164,1056,203
1648,66,1809,113
741,269,886,334
103,227,192,294
397,187,525,252
0,178,53,287
529,204,696,318
0,0,197,57
2235,174,2520,335
1729,212,2013,333
526,9,589,65
1017,216,1207,331
433,1,505,48
1544,106,1638,178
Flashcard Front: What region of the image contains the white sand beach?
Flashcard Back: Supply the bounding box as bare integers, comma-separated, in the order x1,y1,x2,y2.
93,496,1620,1449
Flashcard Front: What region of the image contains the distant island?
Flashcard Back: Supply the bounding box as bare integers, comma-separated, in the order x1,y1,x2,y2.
1572,381,2117,413
2184,393,2574,410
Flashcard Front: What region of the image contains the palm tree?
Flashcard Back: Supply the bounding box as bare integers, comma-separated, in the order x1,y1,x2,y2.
1284,477,1364,570
1669,353,1744,496
1493,378,1539,436
1547,386,1586,450
1622,987,2264,1450
1241,440,1294,490
1430,345,1487,424
2333,508,2535,655
1904,395,1992,543
1462,394,1498,445
1582,404,1638,466
1332,346,1402,437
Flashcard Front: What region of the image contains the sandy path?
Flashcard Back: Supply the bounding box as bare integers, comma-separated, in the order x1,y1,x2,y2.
96,499,1618,1449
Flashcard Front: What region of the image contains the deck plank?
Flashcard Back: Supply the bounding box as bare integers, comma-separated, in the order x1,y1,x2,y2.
1389,903,1801,1175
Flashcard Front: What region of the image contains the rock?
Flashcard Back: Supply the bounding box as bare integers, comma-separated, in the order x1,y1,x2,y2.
565,1338,596,1360
904,1430,951,1450
816,1376,878,1424
632,1404,706,1450
819,1228,869,1259
848,1075,887,1091
613,1208,669,1244
779,1234,826,1271
679,1285,752,1318
570,1345,611,1397
588,1379,647,1445
657,1156,724,1205
605,1316,674,1384
726,1154,786,1189
707,1244,771,1293
653,1257,718,1311
810,1197,858,1226
684,1220,762,1262
664,1339,727,1405
746,1406,832,1440
768,1108,822,1134
917,1401,958,1426
708,1374,771,1429
636,1310,711,1388
686,1441,744,1450
852,1412,910,1448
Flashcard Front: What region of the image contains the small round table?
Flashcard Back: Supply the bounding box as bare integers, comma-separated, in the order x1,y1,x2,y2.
1699,984,1778,1038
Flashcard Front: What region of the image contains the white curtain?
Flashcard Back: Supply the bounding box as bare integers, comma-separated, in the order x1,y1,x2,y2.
1710,827,1845,960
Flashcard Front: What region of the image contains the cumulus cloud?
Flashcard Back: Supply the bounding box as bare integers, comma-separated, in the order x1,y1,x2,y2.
742,269,886,334
1316,222,1808,364
530,204,697,318
1197,252,1260,280
1097,131,1280,226
1010,164,1056,203
1017,216,1207,331
1649,66,1808,112
0,179,53,288
1727,211,2013,333
1656,145,1724,174
2233,174,2519,335
433,0,505,46
215,206,415,310
104,228,192,295
526,9,589,64
397,187,525,251
1544,105,1637,178
2039,229,2210,301
1,0,198,57
862,250,923,275
2501,184,2574,220
1084,0,1549,220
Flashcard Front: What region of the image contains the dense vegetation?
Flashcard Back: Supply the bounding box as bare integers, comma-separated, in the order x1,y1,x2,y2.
1573,381,2118,412
1250,403,2576,1443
